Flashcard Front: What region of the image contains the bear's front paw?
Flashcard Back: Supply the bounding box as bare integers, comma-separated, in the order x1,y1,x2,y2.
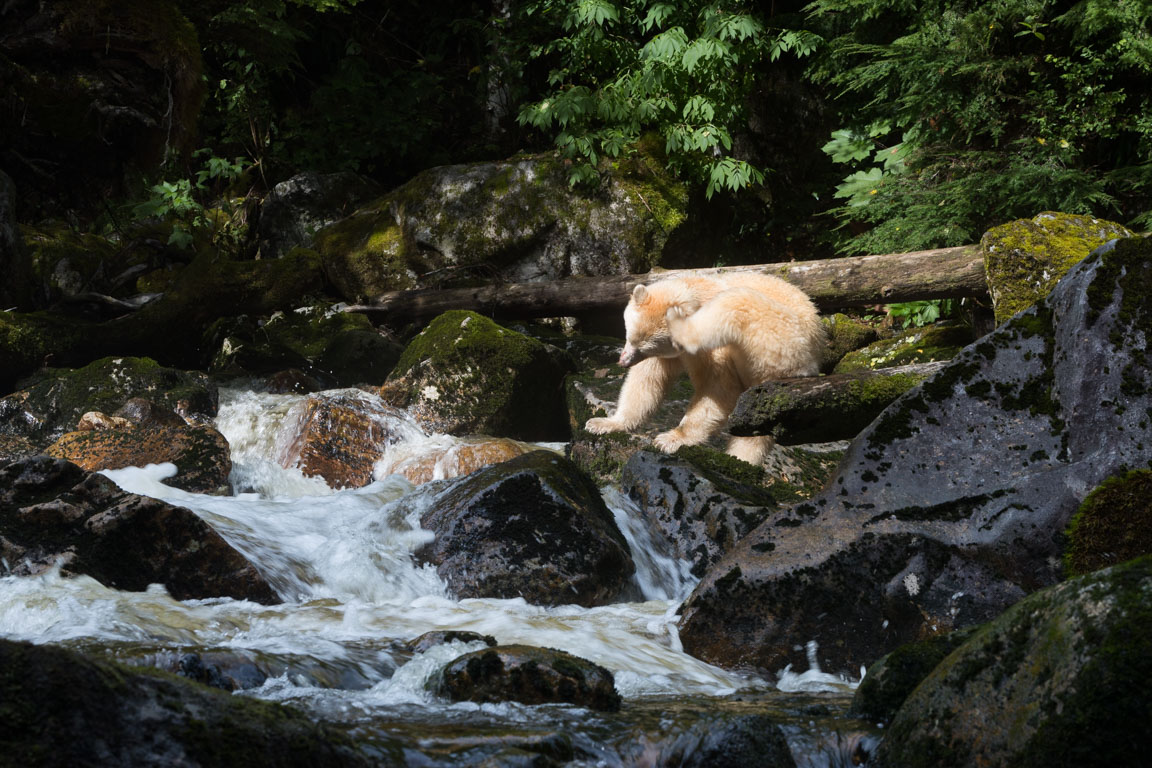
653,429,689,454
585,417,625,435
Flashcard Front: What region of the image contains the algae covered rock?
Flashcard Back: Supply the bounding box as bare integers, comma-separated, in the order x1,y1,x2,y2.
678,236,1152,677
382,310,575,441
832,323,971,373
0,356,217,449
876,556,1152,767
315,153,686,300
1064,469,1152,577
982,211,1134,325
434,644,622,712
0,639,375,767
0,456,277,603
822,313,880,373
414,450,635,607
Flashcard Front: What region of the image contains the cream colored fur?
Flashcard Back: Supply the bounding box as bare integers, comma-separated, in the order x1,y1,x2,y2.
585,273,825,465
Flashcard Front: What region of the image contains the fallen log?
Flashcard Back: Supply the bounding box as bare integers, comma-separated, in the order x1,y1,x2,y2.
728,361,950,445
343,245,986,324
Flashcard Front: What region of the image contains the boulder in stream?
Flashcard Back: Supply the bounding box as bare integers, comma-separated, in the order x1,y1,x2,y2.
415,450,635,607
678,236,1152,676
434,644,622,712
0,456,277,604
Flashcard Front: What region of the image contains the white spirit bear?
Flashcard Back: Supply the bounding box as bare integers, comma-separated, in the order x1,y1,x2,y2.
585,273,825,464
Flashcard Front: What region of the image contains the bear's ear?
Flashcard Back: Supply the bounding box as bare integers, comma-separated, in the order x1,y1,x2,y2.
631,284,649,304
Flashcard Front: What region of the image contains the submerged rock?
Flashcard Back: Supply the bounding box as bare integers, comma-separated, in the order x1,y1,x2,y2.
0,456,277,604
678,236,1152,676
415,450,634,607
382,311,575,441
875,556,1152,767
434,644,622,712
0,639,375,766
982,211,1134,325
314,153,686,300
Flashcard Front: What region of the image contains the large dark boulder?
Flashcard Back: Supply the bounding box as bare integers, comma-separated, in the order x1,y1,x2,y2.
0,639,378,767
255,171,382,260
434,644,622,712
414,450,634,607
0,457,277,603
678,236,1152,676
875,556,1152,767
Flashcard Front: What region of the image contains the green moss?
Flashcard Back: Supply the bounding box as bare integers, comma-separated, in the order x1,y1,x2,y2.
1064,469,1152,577
833,324,971,374
982,212,1134,325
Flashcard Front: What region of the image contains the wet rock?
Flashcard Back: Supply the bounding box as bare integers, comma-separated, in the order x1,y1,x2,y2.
415,451,635,607
637,711,797,768
0,434,38,465
382,311,575,441
729,361,948,445
46,422,232,494
265,368,323,395
255,171,382,259
377,437,532,485
0,356,217,448
849,627,979,724
876,556,1152,767
822,313,880,373
1063,468,1152,577
434,644,622,712
982,211,1134,325
678,236,1152,676
0,639,375,766
315,153,686,300
277,390,424,489
76,411,134,431
176,652,269,692
0,456,277,603
113,397,189,428
403,630,498,655
621,449,787,578
832,323,971,373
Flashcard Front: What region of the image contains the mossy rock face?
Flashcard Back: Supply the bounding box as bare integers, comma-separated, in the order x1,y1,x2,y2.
1064,469,1152,577
315,152,687,301
982,211,1134,325
822,313,880,373
876,556,1152,767
0,356,216,449
255,171,382,259
207,306,402,387
0,309,95,395
850,626,979,724
0,638,376,766
22,222,121,306
382,311,575,441
833,324,971,373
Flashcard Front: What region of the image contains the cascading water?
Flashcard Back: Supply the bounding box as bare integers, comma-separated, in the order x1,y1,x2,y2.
0,386,876,766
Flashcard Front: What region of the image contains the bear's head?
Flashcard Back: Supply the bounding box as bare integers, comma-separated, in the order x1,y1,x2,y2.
618,281,697,367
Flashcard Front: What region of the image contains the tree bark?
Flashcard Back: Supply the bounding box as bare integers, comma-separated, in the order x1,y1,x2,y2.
343,245,986,323
728,361,950,445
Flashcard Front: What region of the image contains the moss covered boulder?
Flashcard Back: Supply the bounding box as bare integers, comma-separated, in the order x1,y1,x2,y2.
982,211,1134,325
1064,469,1152,577
381,311,575,441
314,152,687,301
0,639,375,766
822,313,880,373
678,236,1152,677
832,324,971,373
875,556,1152,767
207,305,402,387
414,450,635,607
0,356,216,449
255,170,382,259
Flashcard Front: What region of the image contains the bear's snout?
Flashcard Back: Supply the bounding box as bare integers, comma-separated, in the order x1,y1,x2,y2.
619,344,644,367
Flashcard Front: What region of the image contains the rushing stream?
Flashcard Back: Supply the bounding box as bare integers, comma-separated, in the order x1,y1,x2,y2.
1,387,878,766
